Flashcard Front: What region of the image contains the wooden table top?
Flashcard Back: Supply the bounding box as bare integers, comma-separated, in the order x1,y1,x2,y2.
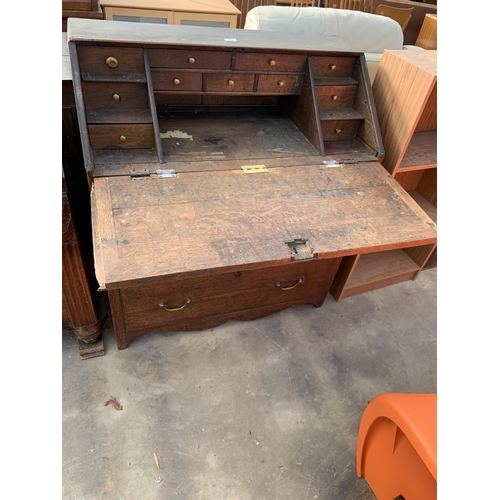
99,0,241,15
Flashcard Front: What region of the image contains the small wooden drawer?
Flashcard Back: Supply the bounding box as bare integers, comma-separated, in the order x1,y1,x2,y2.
148,49,231,69
256,74,303,94
321,119,362,141
234,52,307,72
82,82,149,109
78,46,145,76
151,71,203,91
120,258,340,333
315,84,358,108
205,73,255,92
88,124,154,149
311,57,356,77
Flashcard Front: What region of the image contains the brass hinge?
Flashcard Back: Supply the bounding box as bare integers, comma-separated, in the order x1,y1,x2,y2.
241,165,268,174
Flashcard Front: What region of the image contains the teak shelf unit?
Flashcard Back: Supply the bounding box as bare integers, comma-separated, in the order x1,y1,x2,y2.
371,49,437,267
68,19,436,350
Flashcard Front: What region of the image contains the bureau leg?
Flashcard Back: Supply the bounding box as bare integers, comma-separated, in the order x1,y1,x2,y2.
116,338,129,350
107,289,129,351
74,320,105,360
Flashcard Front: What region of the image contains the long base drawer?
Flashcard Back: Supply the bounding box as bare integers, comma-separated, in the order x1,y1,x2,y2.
109,257,341,349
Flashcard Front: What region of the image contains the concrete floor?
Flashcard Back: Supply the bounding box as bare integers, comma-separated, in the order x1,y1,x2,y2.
62,268,436,500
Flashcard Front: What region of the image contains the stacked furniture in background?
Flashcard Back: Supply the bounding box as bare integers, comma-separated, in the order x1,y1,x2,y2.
371,0,437,45
230,0,277,28
62,0,103,31
244,5,423,83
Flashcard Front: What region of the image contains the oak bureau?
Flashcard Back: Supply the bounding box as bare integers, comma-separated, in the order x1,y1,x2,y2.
68,18,437,350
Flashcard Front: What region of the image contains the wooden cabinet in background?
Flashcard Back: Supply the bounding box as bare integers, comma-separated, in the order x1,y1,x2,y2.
371,49,437,268
100,0,241,28
63,173,105,359
63,33,105,359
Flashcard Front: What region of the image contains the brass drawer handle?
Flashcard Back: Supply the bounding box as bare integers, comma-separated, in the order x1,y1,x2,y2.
157,297,192,312
278,80,284,87
331,94,338,100
329,64,337,71
112,93,120,101
268,59,276,66
188,57,196,64
275,277,304,290
335,128,342,134
173,78,181,85
228,79,235,86
106,56,118,68
119,135,126,142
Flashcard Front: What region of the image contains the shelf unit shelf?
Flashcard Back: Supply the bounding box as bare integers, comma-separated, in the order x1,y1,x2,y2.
399,130,437,170
331,242,436,301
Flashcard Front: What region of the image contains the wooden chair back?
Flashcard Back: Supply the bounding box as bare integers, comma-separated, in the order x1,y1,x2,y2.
374,4,413,31
324,0,371,12
290,0,315,6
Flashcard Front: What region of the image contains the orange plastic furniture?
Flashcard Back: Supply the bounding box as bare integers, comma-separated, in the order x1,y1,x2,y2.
356,393,436,500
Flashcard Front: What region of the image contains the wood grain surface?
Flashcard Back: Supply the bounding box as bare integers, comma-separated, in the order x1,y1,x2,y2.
92,161,436,289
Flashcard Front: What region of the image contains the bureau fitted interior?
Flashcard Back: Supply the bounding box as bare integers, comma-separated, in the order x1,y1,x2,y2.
71,29,384,177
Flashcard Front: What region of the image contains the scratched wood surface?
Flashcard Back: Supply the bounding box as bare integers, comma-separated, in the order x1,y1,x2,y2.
67,18,359,55
158,109,319,162
92,161,437,288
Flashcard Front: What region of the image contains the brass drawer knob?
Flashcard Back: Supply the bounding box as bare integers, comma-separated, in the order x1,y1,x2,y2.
173,78,181,85
275,277,304,290
119,135,126,142
331,94,338,100
157,297,192,312
329,64,337,71
188,57,196,64
106,56,118,68
268,59,276,66
228,79,235,86
278,80,284,87
335,128,342,134
112,93,120,101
